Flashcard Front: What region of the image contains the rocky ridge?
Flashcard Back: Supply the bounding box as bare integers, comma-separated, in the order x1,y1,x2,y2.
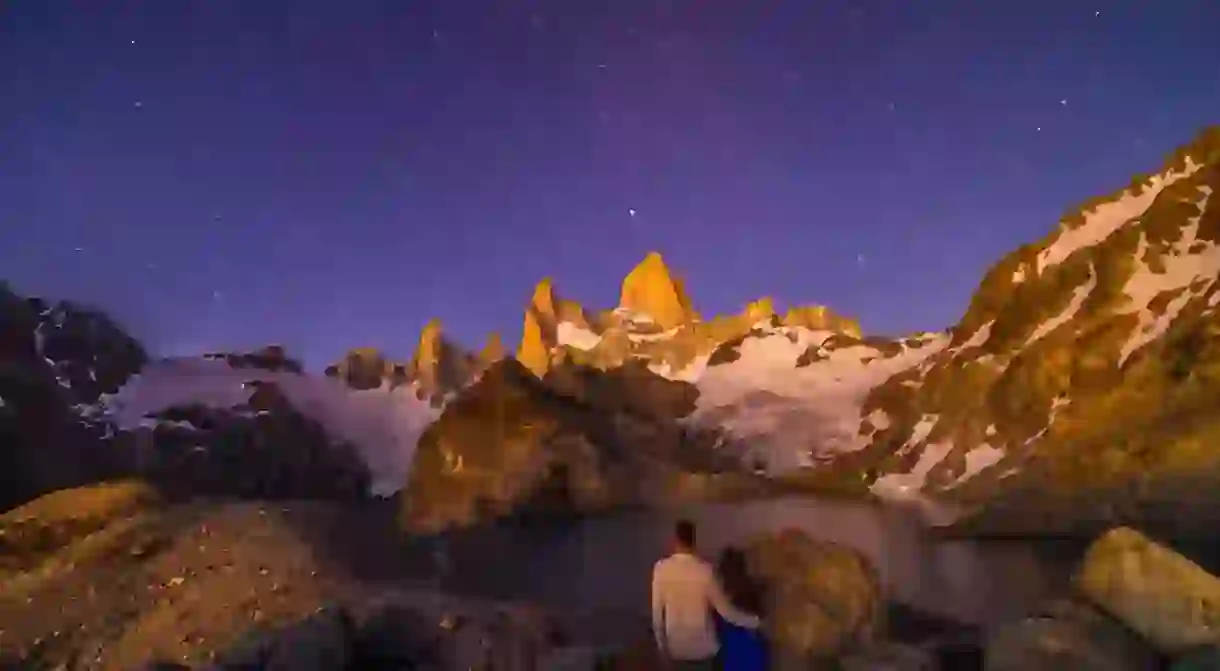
0,283,147,511
323,320,501,405
399,357,775,535
859,126,1220,533
8,127,1220,538
515,251,861,382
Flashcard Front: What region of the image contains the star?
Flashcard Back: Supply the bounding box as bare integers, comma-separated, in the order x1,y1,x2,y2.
1059,99,1068,106
134,101,143,108
1095,11,1101,17
1036,126,1043,132
130,40,136,45
628,208,637,217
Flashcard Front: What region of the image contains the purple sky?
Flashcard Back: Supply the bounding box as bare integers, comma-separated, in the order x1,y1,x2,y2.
3,1,1218,369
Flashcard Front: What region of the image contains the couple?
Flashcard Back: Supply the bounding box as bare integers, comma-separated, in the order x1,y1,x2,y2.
651,519,767,670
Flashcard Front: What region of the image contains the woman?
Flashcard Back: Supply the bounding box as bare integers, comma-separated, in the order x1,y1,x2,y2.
714,547,768,670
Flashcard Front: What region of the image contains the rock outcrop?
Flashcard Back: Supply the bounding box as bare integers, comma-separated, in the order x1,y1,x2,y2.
478,332,506,368
324,322,482,404
517,280,558,377
782,304,862,336
202,345,303,374
399,358,752,535
408,319,480,403
0,283,147,511
618,251,699,329
324,347,388,391
121,380,371,502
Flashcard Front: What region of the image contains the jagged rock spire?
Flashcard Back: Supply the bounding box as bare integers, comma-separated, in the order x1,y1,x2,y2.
618,252,699,329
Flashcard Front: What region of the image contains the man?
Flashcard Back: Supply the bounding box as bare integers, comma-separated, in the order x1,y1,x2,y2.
651,519,762,669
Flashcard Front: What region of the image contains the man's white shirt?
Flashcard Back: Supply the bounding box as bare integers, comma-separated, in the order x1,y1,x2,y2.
651,551,762,661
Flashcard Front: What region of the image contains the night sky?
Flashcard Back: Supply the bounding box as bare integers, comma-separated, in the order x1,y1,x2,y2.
3,2,1218,369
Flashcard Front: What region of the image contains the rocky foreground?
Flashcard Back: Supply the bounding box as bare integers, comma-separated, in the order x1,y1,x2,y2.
3,481,1219,670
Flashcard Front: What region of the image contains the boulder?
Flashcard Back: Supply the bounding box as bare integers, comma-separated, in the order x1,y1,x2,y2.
742,528,883,668
1075,526,1220,655
984,598,1160,671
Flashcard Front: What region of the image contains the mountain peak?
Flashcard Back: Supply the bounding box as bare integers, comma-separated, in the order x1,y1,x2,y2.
411,319,445,369
518,279,562,376
530,277,557,314
619,251,698,329
480,332,506,365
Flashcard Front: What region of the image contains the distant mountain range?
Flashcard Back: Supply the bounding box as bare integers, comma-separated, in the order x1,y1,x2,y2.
3,125,1218,536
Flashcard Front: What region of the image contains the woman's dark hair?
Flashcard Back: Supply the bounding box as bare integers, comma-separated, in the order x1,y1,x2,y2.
675,519,697,549
717,546,765,617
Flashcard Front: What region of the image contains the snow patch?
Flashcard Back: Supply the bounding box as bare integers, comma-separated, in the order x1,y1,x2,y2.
650,352,711,383
952,321,993,353
109,357,439,495
556,322,602,351
953,444,1005,485
689,331,948,471
1025,264,1095,346
156,419,201,431
1119,190,1218,364
863,408,891,432
1037,160,1201,273
612,307,655,325
896,414,940,457
871,441,954,497
34,324,46,358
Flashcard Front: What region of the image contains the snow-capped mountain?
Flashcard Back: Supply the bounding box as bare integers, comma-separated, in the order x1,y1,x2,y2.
860,126,1220,526
103,354,439,496
0,284,147,510
510,251,881,470
5,126,1219,532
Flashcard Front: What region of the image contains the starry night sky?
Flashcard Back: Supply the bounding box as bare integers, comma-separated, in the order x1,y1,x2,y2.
3,1,1218,368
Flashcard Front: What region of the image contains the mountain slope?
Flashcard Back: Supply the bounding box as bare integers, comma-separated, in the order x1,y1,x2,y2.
400,357,778,534
8,127,1219,533
105,354,439,496
508,254,883,470
860,126,1220,528
0,284,147,509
